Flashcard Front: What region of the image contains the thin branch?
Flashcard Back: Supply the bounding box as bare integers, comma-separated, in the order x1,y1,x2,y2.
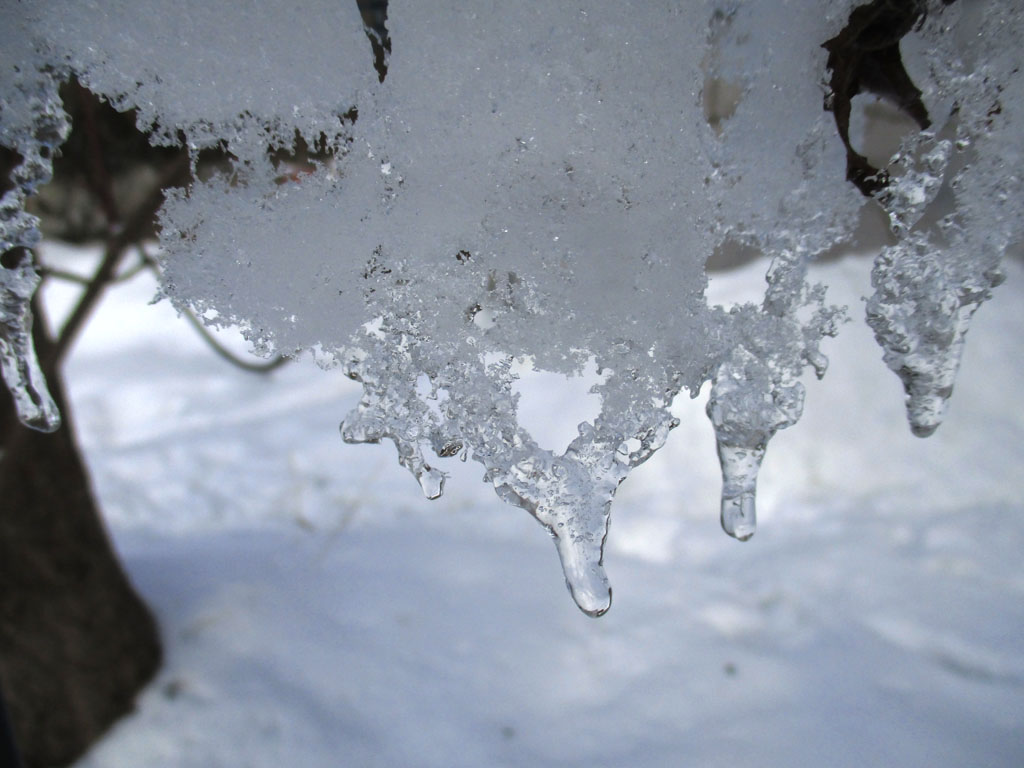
111,251,156,283
178,307,290,373
129,241,289,374
77,79,121,230
38,247,154,285
36,266,92,285
50,153,190,366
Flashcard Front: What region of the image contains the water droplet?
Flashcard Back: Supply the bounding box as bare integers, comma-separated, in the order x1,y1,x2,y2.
715,442,765,541
416,466,445,500
721,490,756,541
554,530,612,617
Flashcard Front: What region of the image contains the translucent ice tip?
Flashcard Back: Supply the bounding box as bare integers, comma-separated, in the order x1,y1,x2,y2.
714,442,764,541
0,340,61,433
416,466,445,500
554,532,612,617
906,389,950,438
910,421,939,438
16,393,61,433
721,491,756,541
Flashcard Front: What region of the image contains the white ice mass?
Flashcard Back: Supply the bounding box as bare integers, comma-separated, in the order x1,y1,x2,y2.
2,0,1021,614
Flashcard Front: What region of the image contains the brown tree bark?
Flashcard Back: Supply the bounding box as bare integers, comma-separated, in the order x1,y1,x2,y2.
0,313,161,768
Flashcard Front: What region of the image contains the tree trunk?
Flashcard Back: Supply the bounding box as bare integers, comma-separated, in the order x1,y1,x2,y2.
0,313,161,768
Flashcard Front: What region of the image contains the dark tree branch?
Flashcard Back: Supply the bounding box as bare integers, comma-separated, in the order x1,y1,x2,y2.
178,306,290,373
822,0,939,197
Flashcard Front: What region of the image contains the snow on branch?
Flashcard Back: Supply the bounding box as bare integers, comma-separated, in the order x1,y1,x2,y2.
1,0,1021,614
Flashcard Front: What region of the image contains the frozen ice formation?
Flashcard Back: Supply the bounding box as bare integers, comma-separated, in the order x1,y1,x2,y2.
2,1,1021,613
863,1,1021,438
0,31,68,432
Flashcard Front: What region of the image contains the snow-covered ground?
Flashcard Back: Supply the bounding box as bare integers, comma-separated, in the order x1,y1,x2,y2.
41,243,1023,767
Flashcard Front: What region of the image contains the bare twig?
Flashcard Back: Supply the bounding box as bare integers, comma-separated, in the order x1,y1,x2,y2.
77,79,121,230
131,241,289,374
178,306,290,374
38,247,154,286
50,153,190,365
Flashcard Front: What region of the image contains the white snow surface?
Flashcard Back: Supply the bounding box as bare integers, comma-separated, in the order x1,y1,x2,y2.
42,242,1024,768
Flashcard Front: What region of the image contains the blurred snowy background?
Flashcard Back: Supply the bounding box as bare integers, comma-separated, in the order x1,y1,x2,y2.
2,2,1018,763
38,239,1023,768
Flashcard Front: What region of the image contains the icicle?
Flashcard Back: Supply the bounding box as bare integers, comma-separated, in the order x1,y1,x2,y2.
494,448,616,618
706,351,805,541
714,443,763,541
0,69,70,433
552,520,612,617
862,1,1021,437
340,409,447,500
536,496,612,617
413,462,445,500
0,253,59,432
866,236,1001,438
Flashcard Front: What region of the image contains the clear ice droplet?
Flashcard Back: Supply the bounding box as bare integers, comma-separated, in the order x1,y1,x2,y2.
716,443,764,541
553,528,612,617
1,262,60,433
721,490,757,541
0,340,60,433
416,465,445,500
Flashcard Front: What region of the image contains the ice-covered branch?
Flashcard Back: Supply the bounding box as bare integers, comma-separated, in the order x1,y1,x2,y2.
2,0,1020,614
